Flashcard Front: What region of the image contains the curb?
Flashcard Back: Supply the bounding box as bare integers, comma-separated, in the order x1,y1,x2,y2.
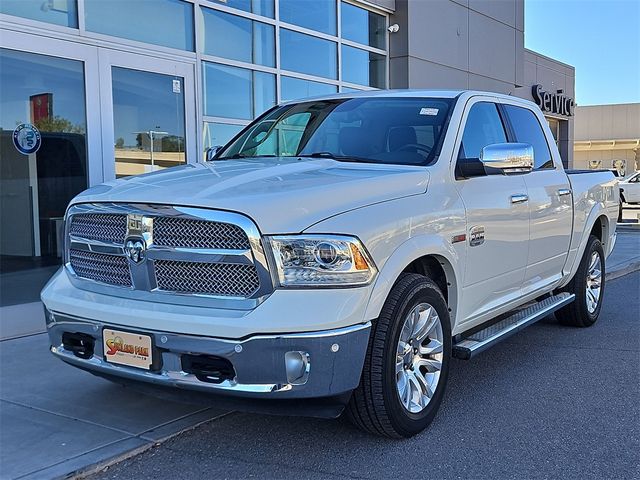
71,411,234,480
606,261,640,282
616,224,640,232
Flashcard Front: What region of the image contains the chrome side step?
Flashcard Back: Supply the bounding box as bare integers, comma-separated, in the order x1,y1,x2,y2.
452,292,575,360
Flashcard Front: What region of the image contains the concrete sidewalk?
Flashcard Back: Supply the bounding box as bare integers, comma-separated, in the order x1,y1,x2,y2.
0,334,231,480
1,229,638,480
608,228,640,279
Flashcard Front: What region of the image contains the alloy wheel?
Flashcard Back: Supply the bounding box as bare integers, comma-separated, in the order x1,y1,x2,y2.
395,302,444,414
586,251,602,314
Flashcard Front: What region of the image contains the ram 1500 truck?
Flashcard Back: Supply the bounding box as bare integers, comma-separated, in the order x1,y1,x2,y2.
42,90,618,438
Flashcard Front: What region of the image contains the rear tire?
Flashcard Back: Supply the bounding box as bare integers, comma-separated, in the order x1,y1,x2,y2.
556,235,605,327
346,273,451,438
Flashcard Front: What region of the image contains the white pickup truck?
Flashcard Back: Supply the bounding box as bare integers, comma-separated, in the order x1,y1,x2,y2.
42,90,618,438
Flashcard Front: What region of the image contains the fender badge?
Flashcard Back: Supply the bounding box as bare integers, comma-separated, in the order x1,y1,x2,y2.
452,234,466,244
469,226,485,247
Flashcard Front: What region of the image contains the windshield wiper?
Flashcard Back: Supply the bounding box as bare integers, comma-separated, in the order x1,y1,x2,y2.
216,153,277,160
304,152,373,163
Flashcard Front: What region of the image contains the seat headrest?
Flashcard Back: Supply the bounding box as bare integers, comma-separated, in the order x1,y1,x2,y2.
388,127,417,151
339,127,367,156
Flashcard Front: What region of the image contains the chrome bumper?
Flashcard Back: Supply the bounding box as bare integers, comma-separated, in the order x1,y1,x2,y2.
45,309,370,399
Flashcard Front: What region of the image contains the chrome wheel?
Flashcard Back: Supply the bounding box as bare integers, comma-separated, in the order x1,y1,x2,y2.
396,302,444,414
586,251,602,314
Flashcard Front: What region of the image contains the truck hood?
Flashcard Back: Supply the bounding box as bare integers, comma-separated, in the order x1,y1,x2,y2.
73,158,429,233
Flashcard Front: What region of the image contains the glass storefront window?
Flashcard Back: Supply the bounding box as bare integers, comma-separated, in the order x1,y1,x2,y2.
280,76,337,102
341,45,386,88
0,49,87,306
84,0,194,51
547,117,560,143
203,63,275,119
204,63,251,119
0,0,78,28
203,122,244,151
111,67,186,178
280,29,337,79
253,71,276,116
341,86,365,93
341,1,386,49
202,8,275,67
279,0,336,35
207,0,274,18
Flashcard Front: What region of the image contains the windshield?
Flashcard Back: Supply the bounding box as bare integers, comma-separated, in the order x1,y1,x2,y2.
216,97,454,166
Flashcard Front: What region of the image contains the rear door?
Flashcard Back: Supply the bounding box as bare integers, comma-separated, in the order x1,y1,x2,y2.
501,103,572,295
454,99,530,325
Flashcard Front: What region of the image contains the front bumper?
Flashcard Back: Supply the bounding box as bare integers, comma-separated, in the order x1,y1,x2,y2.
45,309,370,403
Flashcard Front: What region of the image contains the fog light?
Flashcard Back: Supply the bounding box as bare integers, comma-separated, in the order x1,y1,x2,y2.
285,351,310,385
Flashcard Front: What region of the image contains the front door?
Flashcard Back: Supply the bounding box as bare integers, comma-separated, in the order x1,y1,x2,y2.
454,100,530,326
98,51,197,180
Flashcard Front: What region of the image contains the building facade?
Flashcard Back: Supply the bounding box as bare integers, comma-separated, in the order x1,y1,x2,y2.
0,0,575,333
574,103,640,174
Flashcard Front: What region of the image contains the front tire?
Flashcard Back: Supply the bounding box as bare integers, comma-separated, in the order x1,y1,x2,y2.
556,235,605,327
346,273,451,438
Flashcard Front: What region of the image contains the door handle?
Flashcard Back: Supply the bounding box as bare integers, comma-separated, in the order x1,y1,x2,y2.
511,194,529,204
557,188,572,196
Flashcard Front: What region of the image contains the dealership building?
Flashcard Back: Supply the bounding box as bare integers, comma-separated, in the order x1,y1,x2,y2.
574,103,640,174
0,0,576,335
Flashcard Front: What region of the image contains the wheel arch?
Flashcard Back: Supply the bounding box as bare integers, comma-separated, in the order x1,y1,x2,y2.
560,205,612,289
589,213,611,250
365,236,461,331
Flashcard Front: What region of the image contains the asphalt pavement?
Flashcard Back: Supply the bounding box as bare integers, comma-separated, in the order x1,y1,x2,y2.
92,271,640,480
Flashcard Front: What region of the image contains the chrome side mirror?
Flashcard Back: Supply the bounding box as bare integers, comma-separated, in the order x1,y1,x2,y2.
480,143,533,174
205,145,223,162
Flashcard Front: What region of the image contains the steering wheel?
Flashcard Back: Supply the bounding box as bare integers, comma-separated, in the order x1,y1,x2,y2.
398,143,432,156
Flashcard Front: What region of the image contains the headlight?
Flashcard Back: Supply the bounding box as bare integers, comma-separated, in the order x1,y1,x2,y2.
267,235,377,287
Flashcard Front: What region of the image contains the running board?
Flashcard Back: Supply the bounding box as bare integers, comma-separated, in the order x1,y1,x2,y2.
452,293,575,360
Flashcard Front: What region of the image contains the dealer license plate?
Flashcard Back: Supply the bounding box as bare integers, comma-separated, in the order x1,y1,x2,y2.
103,329,153,370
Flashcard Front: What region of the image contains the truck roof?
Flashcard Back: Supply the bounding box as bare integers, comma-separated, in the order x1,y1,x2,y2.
280,89,538,109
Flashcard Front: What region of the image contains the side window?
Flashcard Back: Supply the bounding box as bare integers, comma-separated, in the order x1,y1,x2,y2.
503,104,554,170
459,102,507,160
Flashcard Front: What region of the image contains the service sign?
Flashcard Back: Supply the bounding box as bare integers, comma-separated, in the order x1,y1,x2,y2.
103,329,153,370
12,123,42,155
532,84,574,117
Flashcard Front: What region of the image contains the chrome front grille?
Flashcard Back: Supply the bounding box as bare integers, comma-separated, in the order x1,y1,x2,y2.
69,214,127,243
154,217,250,250
65,204,272,307
155,260,260,297
69,249,132,287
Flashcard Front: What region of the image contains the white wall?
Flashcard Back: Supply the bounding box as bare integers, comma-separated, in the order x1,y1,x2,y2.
574,104,640,141
390,0,525,92
573,104,640,171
